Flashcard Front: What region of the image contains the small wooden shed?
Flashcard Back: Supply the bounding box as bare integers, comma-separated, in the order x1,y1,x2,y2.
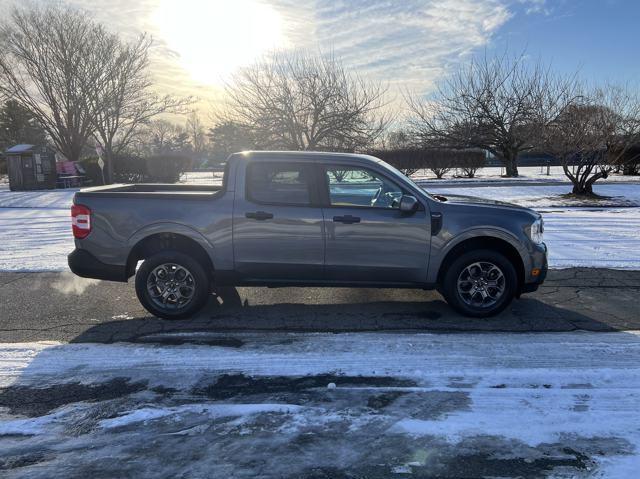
5,144,57,191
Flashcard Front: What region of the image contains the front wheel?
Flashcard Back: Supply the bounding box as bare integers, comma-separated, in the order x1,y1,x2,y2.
441,249,517,318
135,250,210,320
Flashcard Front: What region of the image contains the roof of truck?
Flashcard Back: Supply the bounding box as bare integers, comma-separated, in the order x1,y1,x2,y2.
233,150,381,163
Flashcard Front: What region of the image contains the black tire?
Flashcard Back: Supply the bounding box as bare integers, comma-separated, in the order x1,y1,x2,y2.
135,250,210,320
441,249,517,318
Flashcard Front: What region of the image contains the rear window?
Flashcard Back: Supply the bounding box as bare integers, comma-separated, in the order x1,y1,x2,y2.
246,162,312,206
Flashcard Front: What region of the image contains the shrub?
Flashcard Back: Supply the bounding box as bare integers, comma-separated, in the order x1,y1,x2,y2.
113,154,147,183
371,148,485,178
145,154,193,183
454,150,485,178
371,149,424,176
621,145,640,176
425,152,453,179
111,154,193,183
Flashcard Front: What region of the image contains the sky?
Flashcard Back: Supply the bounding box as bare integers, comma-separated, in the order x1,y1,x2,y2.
1,0,638,112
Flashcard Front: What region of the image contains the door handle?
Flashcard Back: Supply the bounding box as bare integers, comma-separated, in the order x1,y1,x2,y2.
245,211,274,221
333,215,360,224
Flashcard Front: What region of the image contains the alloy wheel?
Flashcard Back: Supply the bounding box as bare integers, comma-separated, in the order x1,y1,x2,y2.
456,261,506,308
146,263,196,310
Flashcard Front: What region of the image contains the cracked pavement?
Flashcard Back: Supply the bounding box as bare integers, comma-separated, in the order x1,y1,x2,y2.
1,268,639,343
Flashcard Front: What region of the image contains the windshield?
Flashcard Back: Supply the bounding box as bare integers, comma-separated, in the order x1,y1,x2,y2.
370,155,435,200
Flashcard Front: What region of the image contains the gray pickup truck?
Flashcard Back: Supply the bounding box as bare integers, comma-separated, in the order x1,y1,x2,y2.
68,151,547,319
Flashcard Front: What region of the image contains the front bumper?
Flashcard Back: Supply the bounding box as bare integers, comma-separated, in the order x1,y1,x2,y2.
68,248,128,282
520,242,548,294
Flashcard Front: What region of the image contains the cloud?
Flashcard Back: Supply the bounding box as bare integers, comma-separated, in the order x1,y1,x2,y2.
0,0,544,109
272,0,514,94
518,0,552,15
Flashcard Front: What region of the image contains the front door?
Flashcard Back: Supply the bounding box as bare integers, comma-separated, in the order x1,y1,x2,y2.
232,161,325,282
321,165,431,285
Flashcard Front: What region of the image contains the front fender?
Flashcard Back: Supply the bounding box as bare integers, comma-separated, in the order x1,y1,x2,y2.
427,227,531,284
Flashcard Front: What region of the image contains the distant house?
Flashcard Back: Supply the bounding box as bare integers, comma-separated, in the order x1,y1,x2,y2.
5,144,57,191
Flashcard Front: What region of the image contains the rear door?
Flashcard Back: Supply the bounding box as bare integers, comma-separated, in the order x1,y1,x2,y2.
232,160,325,282
321,164,431,285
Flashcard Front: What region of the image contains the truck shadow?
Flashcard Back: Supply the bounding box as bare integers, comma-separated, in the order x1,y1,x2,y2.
70,286,623,344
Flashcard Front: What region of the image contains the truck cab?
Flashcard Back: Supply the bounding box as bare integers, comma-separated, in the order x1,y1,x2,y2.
69,151,548,319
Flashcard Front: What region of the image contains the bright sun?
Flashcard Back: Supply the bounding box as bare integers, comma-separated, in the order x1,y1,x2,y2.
153,0,285,85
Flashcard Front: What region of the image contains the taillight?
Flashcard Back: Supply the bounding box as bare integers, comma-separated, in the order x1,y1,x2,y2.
71,204,92,239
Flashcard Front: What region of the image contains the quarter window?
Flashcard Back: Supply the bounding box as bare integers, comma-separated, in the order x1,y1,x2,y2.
247,162,312,205
325,167,403,208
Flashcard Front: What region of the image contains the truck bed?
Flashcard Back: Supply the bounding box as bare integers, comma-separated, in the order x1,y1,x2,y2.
74,183,224,200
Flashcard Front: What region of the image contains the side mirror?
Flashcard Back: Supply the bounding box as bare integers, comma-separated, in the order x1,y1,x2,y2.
399,195,419,214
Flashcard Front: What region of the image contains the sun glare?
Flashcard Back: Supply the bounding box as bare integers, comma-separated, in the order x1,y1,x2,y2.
153,0,285,85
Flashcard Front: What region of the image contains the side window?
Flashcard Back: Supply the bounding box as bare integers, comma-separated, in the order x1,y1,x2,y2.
247,162,312,206
326,167,403,208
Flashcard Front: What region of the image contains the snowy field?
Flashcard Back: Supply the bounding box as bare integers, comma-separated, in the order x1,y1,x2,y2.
0,181,639,271
411,165,640,183
178,167,640,185
0,331,639,477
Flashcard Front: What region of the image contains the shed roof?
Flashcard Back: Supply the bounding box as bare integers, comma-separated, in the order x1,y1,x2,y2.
5,144,36,154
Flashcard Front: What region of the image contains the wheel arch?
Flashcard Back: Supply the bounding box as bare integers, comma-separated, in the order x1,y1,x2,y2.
436,235,526,292
126,230,214,279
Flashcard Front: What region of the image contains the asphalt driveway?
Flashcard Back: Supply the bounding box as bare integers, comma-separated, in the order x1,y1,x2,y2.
1,268,639,343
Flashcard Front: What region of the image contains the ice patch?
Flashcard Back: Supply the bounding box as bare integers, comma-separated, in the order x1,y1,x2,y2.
0,410,66,436
595,454,640,478
390,385,640,447
100,403,305,429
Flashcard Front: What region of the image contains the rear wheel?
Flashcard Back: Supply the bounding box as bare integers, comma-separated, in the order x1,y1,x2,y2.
441,249,517,318
135,250,210,320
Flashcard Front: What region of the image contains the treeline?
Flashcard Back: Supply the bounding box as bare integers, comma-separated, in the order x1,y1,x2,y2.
1,3,639,195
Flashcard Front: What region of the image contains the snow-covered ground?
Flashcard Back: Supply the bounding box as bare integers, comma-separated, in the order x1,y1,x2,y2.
411,165,640,183
426,183,640,207
1,182,639,271
0,188,76,271
0,331,639,477
540,208,640,269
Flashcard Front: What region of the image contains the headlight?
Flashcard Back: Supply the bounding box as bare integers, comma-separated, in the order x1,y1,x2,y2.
529,218,544,244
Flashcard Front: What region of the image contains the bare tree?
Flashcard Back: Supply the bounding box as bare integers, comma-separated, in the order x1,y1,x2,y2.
131,119,192,156
407,52,575,177
0,4,104,164
224,51,389,152
383,129,414,150
186,111,208,156
82,34,192,183
0,3,190,183
539,84,640,195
